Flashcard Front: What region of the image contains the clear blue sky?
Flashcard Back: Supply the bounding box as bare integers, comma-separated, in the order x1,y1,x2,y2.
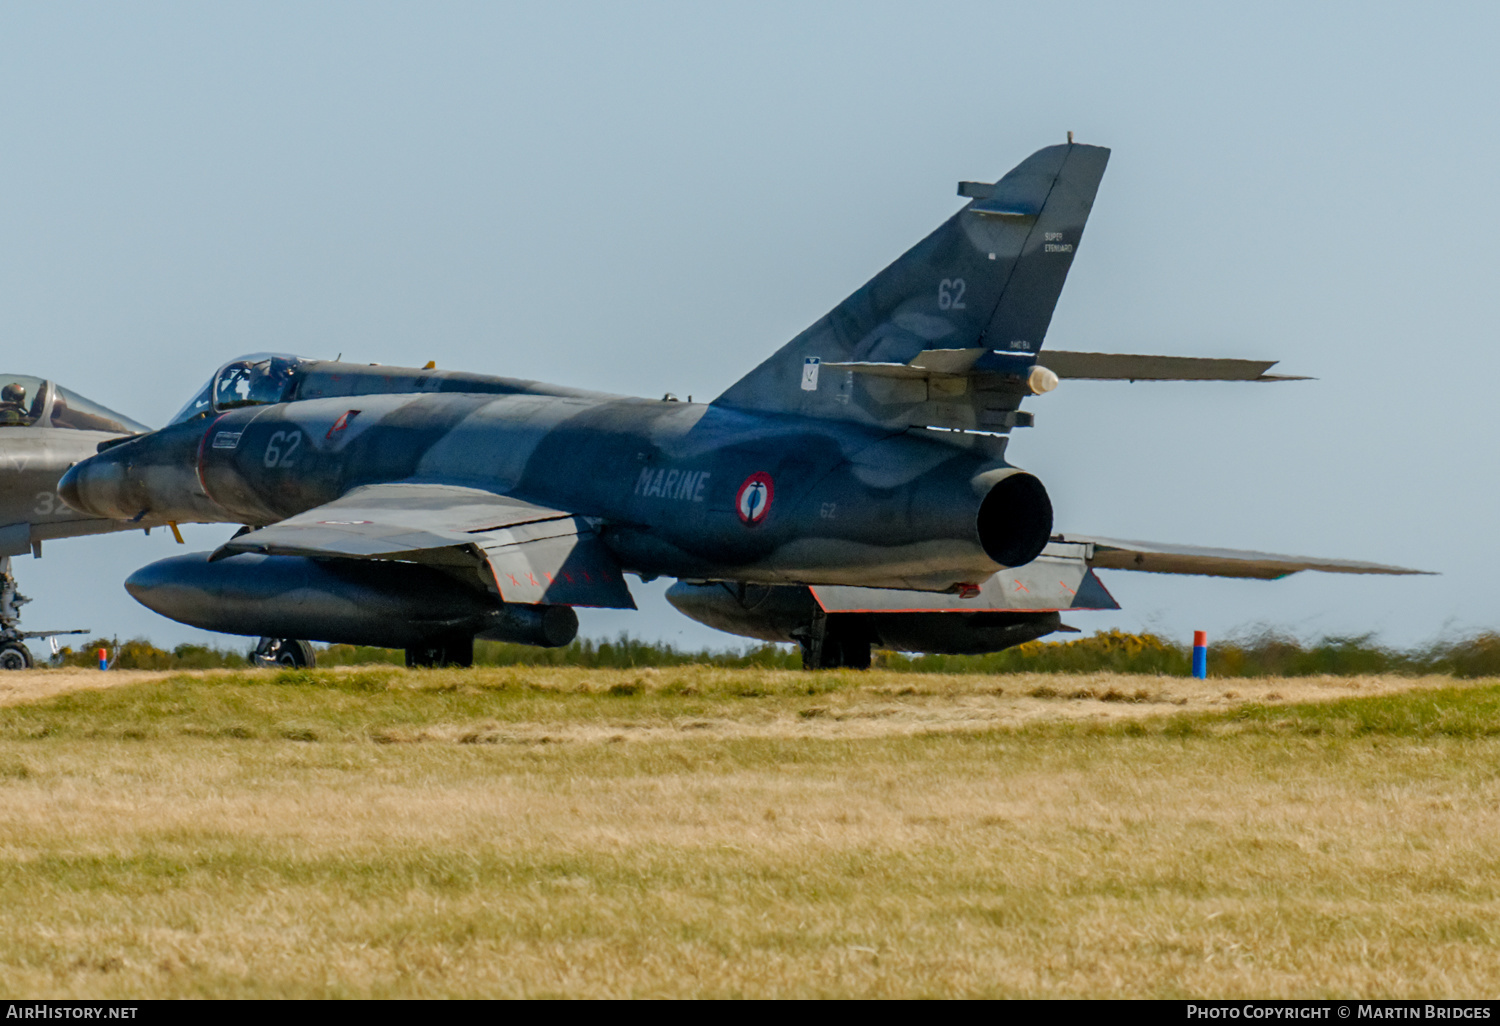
2,1,1493,652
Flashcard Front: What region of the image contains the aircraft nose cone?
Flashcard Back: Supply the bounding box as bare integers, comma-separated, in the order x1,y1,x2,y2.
57,453,130,520
57,462,89,516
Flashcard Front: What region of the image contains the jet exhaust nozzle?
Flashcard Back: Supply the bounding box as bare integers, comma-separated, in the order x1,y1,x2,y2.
975,471,1053,568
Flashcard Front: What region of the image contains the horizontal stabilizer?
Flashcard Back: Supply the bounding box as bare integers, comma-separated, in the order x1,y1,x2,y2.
1042,351,1309,382
1056,534,1432,580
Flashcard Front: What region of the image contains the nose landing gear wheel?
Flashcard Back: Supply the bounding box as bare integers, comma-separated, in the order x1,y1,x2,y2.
0,644,32,671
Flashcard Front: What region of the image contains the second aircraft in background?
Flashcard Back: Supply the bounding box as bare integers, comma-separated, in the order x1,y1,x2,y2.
0,375,153,667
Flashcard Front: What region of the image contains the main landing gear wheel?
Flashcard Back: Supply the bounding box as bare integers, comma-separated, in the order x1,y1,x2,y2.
796,616,872,671
255,637,316,669
405,633,475,669
0,643,32,671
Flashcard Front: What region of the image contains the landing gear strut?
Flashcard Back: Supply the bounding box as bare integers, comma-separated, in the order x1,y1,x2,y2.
405,632,474,669
794,611,871,671
254,637,317,668
0,556,87,670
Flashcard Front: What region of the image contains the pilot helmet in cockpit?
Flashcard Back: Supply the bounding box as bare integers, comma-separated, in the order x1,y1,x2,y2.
0,383,28,426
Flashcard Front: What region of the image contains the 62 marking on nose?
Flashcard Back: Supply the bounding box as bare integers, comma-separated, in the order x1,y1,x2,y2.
263,430,303,468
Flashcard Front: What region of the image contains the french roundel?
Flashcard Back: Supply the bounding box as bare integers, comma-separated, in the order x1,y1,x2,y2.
735,472,774,526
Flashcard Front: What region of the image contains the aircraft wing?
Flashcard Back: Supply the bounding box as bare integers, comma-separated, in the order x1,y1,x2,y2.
213,482,635,608
1054,534,1432,580
0,517,160,558
214,482,573,561
776,532,1427,616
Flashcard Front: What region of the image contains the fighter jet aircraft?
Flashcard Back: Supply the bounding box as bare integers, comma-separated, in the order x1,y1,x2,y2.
57,140,1424,669
0,375,152,667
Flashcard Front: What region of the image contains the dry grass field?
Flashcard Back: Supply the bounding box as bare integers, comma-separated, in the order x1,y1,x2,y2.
0,664,1498,998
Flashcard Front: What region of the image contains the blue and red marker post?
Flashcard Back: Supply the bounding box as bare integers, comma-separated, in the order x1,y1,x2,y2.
1191,631,1208,679
98,647,108,672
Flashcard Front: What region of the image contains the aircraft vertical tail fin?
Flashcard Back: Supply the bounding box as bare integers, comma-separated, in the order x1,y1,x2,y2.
713,141,1109,430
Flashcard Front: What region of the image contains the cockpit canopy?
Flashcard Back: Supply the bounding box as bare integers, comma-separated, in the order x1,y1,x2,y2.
167,351,589,426
0,375,149,434
170,354,305,425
